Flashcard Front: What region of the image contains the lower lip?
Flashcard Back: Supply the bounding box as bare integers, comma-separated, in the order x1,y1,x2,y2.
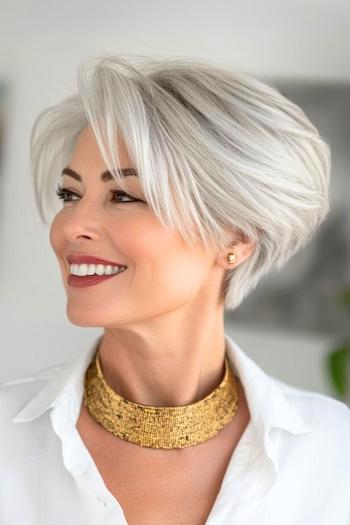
67,269,126,288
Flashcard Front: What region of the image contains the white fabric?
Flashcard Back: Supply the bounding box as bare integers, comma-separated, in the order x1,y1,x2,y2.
1,333,350,524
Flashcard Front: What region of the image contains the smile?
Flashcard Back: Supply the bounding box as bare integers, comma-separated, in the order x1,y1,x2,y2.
67,268,127,288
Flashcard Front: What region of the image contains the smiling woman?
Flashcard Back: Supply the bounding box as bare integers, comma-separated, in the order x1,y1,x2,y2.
1,53,350,525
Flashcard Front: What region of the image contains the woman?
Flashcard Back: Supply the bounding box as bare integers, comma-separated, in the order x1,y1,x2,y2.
1,54,350,525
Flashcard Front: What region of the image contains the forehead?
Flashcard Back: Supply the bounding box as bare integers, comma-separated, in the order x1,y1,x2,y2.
69,126,134,170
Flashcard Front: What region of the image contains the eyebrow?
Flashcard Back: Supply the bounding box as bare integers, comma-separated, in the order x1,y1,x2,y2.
61,166,138,182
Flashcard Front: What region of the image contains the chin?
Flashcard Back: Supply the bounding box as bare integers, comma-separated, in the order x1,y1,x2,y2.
65,306,105,328
65,305,131,329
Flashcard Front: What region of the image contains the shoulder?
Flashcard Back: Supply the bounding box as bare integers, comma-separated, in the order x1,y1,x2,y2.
272,375,350,448
0,363,65,424
269,376,350,507
273,375,350,420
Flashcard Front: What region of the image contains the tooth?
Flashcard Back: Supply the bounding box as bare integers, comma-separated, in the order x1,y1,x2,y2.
96,264,105,276
69,262,126,276
77,264,88,276
87,264,95,275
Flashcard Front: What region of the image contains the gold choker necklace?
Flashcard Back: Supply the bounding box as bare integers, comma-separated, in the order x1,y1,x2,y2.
83,349,239,449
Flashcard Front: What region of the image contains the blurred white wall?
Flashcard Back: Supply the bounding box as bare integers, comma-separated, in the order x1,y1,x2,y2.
0,0,348,399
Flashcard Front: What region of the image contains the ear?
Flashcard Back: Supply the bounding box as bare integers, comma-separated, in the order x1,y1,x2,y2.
216,233,256,270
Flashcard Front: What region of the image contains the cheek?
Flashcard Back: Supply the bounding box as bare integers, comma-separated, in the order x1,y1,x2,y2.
49,214,64,257
126,223,208,295
142,258,209,312
132,219,201,263
114,217,173,258
154,232,212,298
136,213,195,252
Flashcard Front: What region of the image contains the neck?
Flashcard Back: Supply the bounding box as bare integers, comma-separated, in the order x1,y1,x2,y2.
98,309,227,407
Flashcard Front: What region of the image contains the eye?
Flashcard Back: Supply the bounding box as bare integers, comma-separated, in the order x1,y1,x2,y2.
110,189,140,203
55,184,140,204
55,185,79,202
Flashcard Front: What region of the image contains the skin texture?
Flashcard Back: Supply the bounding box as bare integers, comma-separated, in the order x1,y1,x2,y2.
50,126,255,523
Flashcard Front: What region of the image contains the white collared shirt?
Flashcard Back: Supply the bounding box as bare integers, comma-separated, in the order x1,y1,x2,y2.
1,333,350,524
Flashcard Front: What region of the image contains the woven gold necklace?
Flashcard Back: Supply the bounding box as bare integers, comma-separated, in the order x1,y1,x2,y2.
83,348,239,449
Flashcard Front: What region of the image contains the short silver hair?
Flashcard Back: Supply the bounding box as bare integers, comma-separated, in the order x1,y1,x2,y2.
30,53,331,311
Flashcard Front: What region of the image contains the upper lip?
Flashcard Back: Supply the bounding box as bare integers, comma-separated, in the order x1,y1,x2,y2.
67,254,127,267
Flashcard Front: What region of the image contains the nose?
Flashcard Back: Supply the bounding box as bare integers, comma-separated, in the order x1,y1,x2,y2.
62,203,102,242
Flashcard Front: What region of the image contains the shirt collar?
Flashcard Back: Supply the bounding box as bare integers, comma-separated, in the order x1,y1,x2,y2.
11,332,312,501
11,332,312,438
225,334,312,437
11,335,102,424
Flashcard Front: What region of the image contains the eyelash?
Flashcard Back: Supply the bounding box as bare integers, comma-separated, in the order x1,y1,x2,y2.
55,184,140,204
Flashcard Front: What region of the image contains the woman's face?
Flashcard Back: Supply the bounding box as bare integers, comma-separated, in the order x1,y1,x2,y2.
50,126,225,328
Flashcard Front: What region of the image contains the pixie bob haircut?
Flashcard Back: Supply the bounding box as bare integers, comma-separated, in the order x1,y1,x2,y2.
30,53,331,311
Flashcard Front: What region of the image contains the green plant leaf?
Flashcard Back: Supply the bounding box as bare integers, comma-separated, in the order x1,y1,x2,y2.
325,344,350,399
